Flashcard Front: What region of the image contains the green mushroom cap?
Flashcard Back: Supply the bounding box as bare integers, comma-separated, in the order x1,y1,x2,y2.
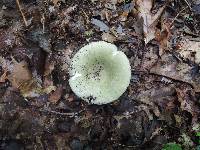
69,41,131,105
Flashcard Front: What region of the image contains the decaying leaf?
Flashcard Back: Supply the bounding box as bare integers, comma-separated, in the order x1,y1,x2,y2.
150,54,200,92
0,70,7,83
44,59,55,77
0,57,55,97
176,87,199,123
136,0,165,44
91,18,109,32
176,38,200,64
52,0,65,6
179,133,194,149
49,85,63,103
1,0,200,148
60,46,73,71
140,45,159,71
101,32,116,43
0,29,15,50
8,60,32,88
137,86,176,119
155,20,171,56
7,60,44,97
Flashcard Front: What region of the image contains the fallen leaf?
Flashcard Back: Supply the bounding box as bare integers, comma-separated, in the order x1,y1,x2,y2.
179,133,194,149
0,57,45,97
176,38,200,64
44,60,55,76
137,86,176,119
43,85,56,94
19,79,43,98
155,20,171,56
140,45,159,71
136,0,165,44
100,9,112,22
91,18,109,32
8,60,32,88
150,54,200,92
192,4,200,15
0,29,15,50
49,85,63,103
67,94,74,102
176,87,200,123
63,5,77,14
52,0,65,6
52,0,59,5
0,70,7,83
8,60,44,97
174,114,182,127
43,54,55,93
119,2,134,22
102,32,116,43
119,11,129,22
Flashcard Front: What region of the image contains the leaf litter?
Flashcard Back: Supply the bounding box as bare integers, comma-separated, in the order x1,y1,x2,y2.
135,0,166,44
0,0,200,149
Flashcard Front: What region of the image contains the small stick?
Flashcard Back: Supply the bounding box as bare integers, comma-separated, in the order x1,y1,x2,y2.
183,0,192,11
169,7,187,29
41,13,45,33
39,109,85,117
16,0,28,27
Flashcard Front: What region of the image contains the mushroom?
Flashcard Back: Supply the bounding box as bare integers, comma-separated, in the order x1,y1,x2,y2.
69,41,131,105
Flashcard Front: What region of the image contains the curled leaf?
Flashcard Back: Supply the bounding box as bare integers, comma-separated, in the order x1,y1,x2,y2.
136,0,165,44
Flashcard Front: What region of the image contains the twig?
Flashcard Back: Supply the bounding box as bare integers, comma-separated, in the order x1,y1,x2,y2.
169,7,187,29
183,0,192,11
16,0,28,27
41,13,45,33
39,109,78,117
39,109,86,118
149,72,194,88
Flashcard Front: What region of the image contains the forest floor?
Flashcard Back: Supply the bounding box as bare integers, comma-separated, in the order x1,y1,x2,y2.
0,0,200,149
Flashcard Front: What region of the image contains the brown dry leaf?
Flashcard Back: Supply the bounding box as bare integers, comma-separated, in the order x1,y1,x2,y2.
136,86,176,119
8,60,32,88
176,88,200,123
67,95,74,102
176,38,200,64
136,0,165,44
52,0,59,5
44,60,55,76
150,54,200,92
102,32,116,43
60,46,73,71
174,114,182,127
8,60,44,97
100,9,112,22
54,135,70,150
43,55,55,92
19,79,43,97
155,20,171,55
63,5,77,14
0,57,45,97
0,70,7,83
52,0,59,4
140,45,159,71
0,29,15,50
49,85,63,103
138,105,154,120
0,56,13,71
119,11,129,22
